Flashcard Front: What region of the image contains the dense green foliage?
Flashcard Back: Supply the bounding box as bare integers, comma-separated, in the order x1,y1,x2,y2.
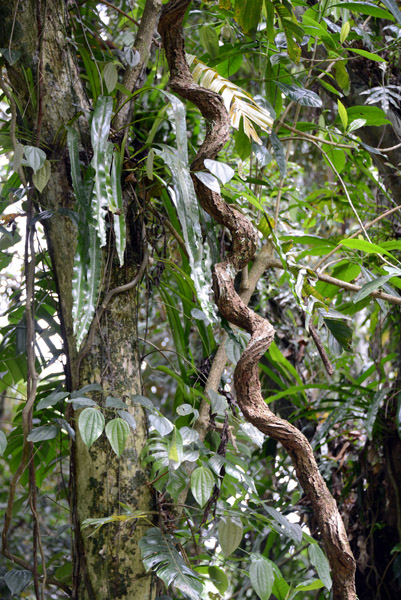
1,0,401,598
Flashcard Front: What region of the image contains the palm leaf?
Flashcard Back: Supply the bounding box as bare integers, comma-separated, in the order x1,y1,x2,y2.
187,54,274,143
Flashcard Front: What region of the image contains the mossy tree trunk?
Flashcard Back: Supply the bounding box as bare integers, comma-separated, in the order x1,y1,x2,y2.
1,1,155,597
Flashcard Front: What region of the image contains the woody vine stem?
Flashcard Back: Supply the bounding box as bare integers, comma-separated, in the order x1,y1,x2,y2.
158,2,357,599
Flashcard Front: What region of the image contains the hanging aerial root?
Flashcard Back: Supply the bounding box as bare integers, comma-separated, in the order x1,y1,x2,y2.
158,2,356,598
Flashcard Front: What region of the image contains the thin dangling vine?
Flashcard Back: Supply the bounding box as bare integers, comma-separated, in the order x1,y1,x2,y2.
158,2,356,599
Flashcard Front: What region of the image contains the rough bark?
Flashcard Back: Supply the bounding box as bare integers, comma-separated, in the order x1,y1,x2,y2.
159,2,356,599
1,2,155,597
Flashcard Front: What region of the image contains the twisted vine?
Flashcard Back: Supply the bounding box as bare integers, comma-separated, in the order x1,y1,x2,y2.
158,2,356,598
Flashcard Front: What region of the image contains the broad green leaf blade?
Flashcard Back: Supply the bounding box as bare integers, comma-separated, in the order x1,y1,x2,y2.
249,554,274,600
105,418,130,456
308,544,332,590
331,1,395,20
32,159,51,192
218,516,243,556
324,318,353,352
105,396,128,409
91,95,114,246
208,566,228,594
190,466,214,507
37,391,69,410
139,527,203,600
4,570,31,595
23,145,46,173
207,389,228,415
78,408,105,448
204,158,235,184
117,410,137,431
168,426,183,465
194,171,221,194
337,99,348,130
66,397,98,409
149,415,174,436
341,238,395,259
131,394,154,409
103,62,118,93
27,424,60,442
353,275,393,302
66,126,89,208
275,81,322,107
0,430,7,455
200,25,219,58
348,48,386,62
237,0,263,34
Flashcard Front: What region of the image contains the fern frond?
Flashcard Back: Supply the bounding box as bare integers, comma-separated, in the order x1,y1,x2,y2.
187,54,274,143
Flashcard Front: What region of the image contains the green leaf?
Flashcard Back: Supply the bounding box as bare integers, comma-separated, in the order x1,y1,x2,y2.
91,95,114,246
140,527,203,600
208,565,228,594
190,466,214,507
207,389,228,415
218,516,243,556
308,544,332,590
294,578,324,592
348,48,386,62
131,394,154,409
168,426,183,465
204,159,235,184
27,424,60,442
103,62,118,93
249,554,274,600
274,81,322,107
353,275,393,303
110,149,126,266
237,0,263,34
265,505,303,543
194,171,221,194
66,397,98,409
200,25,219,58
337,99,348,130
0,430,7,455
366,388,388,441
235,119,252,159
23,145,46,173
4,570,31,595
380,0,401,25
156,93,215,323
324,318,353,352
32,159,51,192
149,414,174,436
346,105,390,127
105,418,130,456
340,20,350,43
348,118,366,133
340,238,395,259
78,408,105,448
13,142,24,172
334,61,350,92
331,2,395,20
105,396,128,409
37,391,69,410
117,410,136,431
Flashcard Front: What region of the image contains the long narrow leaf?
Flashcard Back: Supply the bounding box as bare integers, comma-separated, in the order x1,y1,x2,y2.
110,150,126,266
91,96,114,246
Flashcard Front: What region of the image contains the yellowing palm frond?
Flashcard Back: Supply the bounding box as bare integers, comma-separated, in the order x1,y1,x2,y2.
187,54,274,144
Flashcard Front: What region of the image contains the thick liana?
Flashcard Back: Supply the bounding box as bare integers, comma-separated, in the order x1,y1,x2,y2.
158,1,356,599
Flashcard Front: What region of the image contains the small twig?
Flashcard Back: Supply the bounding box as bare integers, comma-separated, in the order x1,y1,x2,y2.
308,322,334,376
280,122,355,149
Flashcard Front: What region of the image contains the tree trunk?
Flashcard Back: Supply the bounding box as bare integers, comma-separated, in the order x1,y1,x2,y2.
1,1,155,597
